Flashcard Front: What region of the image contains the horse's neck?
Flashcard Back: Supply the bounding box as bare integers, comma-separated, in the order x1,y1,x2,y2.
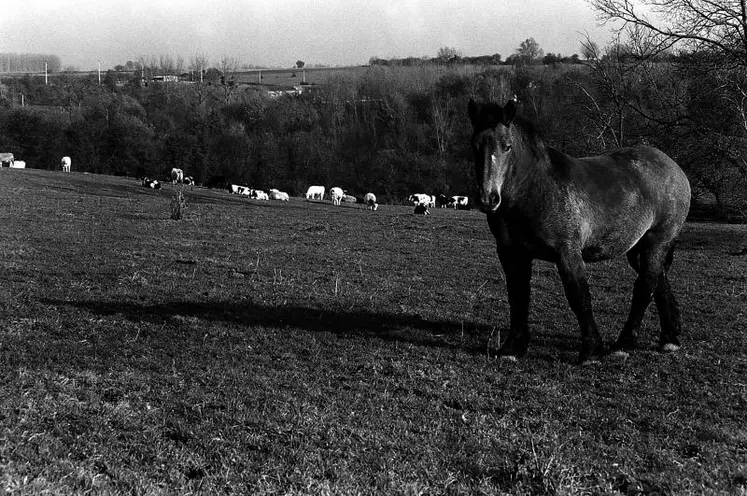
504,138,553,205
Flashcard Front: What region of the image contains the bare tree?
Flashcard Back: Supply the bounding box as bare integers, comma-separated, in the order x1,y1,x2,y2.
175,55,185,75
582,39,600,60
159,54,175,74
218,56,241,105
189,55,209,81
516,38,544,65
591,0,747,200
590,0,747,66
436,46,462,63
189,54,210,106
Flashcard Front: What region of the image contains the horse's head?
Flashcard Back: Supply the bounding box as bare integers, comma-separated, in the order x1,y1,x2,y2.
468,99,517,213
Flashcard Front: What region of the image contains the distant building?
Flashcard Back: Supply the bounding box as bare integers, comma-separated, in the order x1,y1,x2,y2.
151,75,180,83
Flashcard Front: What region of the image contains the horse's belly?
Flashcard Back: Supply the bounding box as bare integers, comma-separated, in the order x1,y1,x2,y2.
581,245,624,262
581,225,649,262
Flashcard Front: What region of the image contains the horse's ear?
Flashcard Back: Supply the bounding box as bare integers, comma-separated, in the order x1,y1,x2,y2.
468,99,479,124
503,99,517,125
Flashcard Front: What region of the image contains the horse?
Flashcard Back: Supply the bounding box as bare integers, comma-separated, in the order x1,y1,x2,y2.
467,99,691,364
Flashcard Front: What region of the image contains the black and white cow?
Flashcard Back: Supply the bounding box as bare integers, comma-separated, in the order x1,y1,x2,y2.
142,177,162,189
364,192,378,211
414,204,430,215
448,196,469,209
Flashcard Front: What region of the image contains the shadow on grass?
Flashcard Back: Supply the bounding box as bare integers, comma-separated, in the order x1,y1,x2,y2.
44,297,499,356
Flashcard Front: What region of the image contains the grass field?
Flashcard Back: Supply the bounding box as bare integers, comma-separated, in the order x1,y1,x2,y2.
0,168,745,494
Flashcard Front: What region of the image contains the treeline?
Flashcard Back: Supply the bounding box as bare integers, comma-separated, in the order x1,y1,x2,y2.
0,58,745,218
369,53,582,67
0,53,62,73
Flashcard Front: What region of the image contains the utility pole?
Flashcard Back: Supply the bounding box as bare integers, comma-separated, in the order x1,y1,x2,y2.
45,62,48,85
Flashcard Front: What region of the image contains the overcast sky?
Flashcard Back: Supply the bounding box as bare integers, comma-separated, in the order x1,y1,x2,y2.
1,0,614,70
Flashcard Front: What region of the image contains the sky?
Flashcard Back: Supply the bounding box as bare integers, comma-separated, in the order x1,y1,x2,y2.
0,0,615,71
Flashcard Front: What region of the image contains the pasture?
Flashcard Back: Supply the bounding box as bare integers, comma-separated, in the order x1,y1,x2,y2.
0,169,745,494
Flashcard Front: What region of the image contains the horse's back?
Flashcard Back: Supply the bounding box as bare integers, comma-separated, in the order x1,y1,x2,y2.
550,145,690,260
579,145,690,219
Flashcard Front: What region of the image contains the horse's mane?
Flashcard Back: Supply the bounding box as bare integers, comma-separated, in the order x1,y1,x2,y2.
512,114,548,159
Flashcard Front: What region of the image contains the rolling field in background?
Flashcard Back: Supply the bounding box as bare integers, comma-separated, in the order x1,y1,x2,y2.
0,168,745,494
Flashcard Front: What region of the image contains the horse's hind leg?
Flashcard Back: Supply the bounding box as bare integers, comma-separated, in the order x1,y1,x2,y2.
613,237,671,353
653,245,682,351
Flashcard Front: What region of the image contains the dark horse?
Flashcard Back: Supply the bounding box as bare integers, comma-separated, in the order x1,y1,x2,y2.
468,99,691,364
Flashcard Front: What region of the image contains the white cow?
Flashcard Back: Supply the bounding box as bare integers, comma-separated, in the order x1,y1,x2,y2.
61,156,71,173
305,185,325,200
408,193,431,207
171,168,184,184
0,153,14,167
269,189,290,201
10,160,26,169
341,194,357,203
329,187,344,205
364,192,378,211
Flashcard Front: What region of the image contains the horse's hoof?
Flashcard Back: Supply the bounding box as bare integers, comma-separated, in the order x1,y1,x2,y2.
660,343,680,353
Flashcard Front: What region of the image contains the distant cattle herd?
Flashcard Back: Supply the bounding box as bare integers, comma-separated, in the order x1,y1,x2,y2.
0,154,471,212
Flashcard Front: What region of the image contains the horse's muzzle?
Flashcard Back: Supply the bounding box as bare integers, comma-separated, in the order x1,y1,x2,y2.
478,192,501,213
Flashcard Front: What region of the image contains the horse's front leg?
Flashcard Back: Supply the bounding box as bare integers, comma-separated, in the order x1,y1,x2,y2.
496,249,533,359
556,250,605,364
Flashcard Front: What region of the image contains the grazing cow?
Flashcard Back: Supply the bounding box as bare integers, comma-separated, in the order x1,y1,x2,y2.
364,192,378,211
414,204,430,215
183,176,194,187
408,193,432,207
10,160,26,169
61,156,71,173
305,185,325,200
448,196,469,209
269,189,290,201
142,177,161,189
0,153,14,167
171,168,184,184
329,187,344,205
341,194,357,203
436,194,449,208
230,184,251,195
250,189,269,200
